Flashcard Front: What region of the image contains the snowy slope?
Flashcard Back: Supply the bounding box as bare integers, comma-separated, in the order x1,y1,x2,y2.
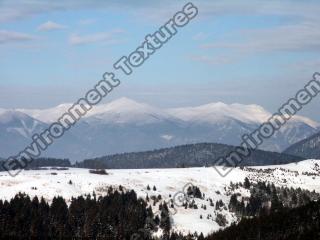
167,102,270,125
18,104,72,124
84,98,181,125
0,159,319,235
17,98,177,125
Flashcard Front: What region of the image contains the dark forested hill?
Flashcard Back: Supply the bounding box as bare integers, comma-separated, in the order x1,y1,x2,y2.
76,143,304,169
284,131,320,159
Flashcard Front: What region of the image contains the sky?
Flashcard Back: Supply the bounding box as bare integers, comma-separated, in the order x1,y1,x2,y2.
1,0,320,120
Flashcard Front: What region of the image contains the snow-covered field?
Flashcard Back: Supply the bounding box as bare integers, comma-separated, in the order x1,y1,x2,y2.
0,159,319,235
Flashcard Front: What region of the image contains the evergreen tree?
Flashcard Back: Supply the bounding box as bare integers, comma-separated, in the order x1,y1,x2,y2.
244,177,251,189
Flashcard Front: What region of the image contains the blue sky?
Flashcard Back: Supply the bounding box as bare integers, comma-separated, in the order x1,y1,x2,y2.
1,0,320,120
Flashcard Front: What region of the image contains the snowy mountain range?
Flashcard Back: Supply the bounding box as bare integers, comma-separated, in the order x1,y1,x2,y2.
0,97,319,161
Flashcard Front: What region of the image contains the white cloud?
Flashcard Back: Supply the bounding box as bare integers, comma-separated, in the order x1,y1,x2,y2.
0,30,35,44
69,29,124,45
37,21,67,31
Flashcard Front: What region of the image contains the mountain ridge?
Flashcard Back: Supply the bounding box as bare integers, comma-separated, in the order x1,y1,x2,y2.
0,98,318,161
15,97,320,127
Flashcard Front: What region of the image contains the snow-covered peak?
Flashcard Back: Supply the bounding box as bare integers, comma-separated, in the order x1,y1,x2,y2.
86,98,174,124
103,97,148,110
167,102,271,125
168,102,319,129
16,98,164,123
17,104,72,123
5,98,320,129
90,97,156,115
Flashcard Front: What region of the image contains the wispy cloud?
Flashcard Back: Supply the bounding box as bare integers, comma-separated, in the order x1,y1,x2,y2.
189,55,233,65
69,29,125,45
1,1,320,24
286,59,320,73
201,22,320,53
0,30,35,44
37,21,67,31
192,32,207,41
78,18,96,26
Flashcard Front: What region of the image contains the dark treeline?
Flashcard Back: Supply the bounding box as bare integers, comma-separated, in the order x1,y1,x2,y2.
0,158,71,172
0,188,152,240
206,200,320,240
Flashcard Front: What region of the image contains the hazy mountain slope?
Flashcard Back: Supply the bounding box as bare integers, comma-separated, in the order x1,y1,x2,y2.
0,111,47,158
284,131,320,159
77,143,304,169
0,111,93,160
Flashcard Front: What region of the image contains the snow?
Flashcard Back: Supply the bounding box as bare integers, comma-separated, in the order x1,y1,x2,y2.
15,98,319,130
168,102,320,128
247,159,320,192
18,98,177,125
17,104,72,124
161,134,174,141
0,159,319,235
168,102,270,125
84,98,175,125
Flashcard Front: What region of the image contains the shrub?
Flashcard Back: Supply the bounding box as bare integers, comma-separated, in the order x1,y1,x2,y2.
89,169,108,175
216,213,228,227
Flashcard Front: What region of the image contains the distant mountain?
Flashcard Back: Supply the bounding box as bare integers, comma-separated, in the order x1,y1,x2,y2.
1,98,318,161
0,110,93,160
284,131,320,159
76,143,304,169
0,111,47,158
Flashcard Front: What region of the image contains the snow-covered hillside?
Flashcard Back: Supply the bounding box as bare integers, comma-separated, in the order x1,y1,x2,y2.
0,159,319,235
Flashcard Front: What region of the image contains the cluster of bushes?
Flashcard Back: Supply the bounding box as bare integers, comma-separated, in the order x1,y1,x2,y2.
89,169,108,175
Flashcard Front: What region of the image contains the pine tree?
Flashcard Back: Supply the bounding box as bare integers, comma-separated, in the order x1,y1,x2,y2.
244,177,251,189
